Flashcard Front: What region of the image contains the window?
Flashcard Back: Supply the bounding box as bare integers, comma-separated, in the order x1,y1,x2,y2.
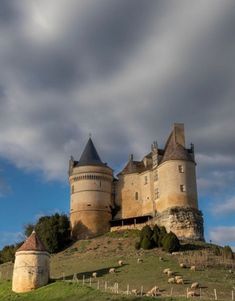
180,184,186,192
154,170,158,181
144,176,148,185
178,165,184,173
71,185,74,194
135,192,138,200
154,188,159,199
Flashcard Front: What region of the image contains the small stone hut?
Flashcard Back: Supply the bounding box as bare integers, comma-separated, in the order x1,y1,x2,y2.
12,231,50,293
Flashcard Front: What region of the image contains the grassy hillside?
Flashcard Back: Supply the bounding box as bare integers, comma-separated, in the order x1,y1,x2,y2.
0,230,234,301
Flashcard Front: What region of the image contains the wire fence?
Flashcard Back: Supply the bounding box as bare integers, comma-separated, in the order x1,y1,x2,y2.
61,273,235,300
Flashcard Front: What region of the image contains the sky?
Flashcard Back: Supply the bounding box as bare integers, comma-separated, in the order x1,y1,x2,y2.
0,0,235,250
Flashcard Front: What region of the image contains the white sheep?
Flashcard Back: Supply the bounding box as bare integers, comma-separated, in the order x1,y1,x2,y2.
118,260,123,266
191,282,199,289
175,276,183,281
92,272,97,278
146,286,159,296
131,289,139,295
190,265,196,271
179,263,186,268
176,278,184,284
168,277,175,284
187,290,197,297
109,268,116,274
167,270,174,277
163,268,171,274
137,258,143,263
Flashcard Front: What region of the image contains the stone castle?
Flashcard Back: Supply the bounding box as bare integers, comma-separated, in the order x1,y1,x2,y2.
69,123,204,241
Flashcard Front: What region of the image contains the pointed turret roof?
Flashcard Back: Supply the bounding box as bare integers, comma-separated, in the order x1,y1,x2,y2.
17,231,48,252
78,138,104,166
161,124,194,164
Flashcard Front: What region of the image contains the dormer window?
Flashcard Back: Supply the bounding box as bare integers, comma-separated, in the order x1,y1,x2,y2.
180,184,186,192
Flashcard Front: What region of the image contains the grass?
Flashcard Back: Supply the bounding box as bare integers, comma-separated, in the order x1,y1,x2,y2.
0,230,235,301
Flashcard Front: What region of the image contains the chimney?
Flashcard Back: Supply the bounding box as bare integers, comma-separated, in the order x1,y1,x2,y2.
173,123,185,147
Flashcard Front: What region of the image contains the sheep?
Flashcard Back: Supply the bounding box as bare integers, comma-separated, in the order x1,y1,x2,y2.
163,268,171,274
137,258,143,263
179,263,186,268
131,289,139,295
146,286,159,296
191,282,199,289
167,270,174,277
92,272,97,278
168,277,175,284
190,265,196,271
175,276,183,281
118,260,123,266
109,268,116,274
187,290,197,297
175,278,184,284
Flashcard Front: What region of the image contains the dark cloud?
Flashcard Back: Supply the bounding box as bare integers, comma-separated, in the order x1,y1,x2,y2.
0,0,234,204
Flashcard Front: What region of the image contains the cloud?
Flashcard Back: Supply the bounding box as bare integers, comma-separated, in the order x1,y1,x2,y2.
0,0,234,188
209,226,235,245
212,196,235,215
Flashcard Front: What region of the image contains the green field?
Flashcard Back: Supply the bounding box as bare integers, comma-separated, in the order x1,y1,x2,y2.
0,231,234,301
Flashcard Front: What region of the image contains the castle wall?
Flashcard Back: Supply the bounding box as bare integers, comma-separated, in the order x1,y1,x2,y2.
70,165,113,239
140,170,154,216
156,160,198,212
12,251,50,293
116,173,142,218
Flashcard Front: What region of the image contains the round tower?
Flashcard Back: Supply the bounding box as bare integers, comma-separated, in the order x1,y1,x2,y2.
69,138,113,240
155,124,204,240
12,231,50,293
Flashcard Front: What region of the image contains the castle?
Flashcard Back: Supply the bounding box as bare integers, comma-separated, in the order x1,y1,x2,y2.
69,123,204,241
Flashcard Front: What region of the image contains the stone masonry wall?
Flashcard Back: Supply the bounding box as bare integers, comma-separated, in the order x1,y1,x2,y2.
155,206,204,241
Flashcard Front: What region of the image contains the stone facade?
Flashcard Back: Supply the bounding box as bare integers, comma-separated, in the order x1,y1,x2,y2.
69,124,204,241
12,231,50,293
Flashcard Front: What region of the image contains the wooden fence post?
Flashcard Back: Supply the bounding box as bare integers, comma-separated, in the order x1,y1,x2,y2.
82,275,85,285
141,286,143,296
214,289,217,300
232,290,234,301
127,284,129,295
105,281,107,292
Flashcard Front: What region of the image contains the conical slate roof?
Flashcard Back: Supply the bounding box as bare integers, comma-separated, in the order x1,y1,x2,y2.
78,138,104,166
17,231,48,252
161,132,194,163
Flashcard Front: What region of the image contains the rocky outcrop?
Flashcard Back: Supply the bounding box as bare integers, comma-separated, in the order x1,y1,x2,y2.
154,206,204,241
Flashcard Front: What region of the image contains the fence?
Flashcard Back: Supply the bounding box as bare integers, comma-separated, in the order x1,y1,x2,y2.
60,272,235,300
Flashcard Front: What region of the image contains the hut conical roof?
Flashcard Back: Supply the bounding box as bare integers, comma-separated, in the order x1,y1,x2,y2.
17,231,47,252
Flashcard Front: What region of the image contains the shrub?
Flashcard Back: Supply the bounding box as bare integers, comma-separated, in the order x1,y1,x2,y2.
140,225,153,241
141,237,153,250
158,226,167,247
25,213,71,253
135,241,141,250
162,232,180,253
213,246,221,256
223,245,234,259
151,224,160,247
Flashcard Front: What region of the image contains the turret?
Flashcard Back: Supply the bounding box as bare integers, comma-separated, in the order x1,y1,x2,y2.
69,138,113,239
154,123,203,240
12,231,50,293
156,123,198,212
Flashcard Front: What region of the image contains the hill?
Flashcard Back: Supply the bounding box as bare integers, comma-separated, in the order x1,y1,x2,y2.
0,230,234,300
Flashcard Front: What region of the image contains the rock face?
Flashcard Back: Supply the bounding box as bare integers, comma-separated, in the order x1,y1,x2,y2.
12,231,50,293
154,206,204,241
